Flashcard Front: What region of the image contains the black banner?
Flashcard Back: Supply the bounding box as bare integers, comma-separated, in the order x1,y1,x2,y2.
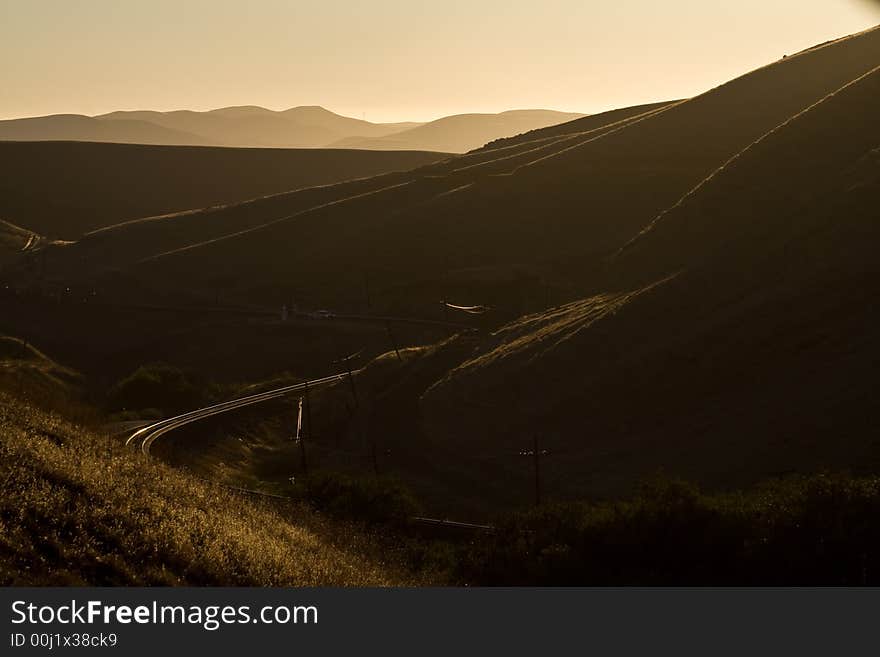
1,588,875,655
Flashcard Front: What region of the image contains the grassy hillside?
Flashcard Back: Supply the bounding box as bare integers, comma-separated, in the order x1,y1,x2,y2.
0,335,84,408
0,141,448,238
0,389,419,585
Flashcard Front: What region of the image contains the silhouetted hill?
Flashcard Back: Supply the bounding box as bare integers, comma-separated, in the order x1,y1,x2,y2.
96,105,421,148
0,141,448,238
331,109,586,153
279,106,421,138
0,114,212,146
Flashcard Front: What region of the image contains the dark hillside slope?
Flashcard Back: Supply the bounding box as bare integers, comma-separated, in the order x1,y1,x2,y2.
0,141,447,239
101,26,880,317
423,57,880,501
35,105,651,296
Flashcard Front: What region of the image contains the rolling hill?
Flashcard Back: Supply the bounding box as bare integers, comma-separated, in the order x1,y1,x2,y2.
0,113,216,146
329,109,587,153
7,26,880,511
0,141,448,239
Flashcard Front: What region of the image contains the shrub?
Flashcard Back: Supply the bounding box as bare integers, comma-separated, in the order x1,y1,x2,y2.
461,474,880,585
301,472,421,526
107,363,217,416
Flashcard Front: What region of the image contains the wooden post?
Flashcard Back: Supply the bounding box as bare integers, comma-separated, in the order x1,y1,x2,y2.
533,434,541,507
385,320,402,362
346,361,358,406
295,397,303,442
367,411,379,477
363,271,372,312
371,439,379,477
301,384,312,475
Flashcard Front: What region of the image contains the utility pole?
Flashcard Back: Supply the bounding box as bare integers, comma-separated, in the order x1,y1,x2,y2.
519,435,549,507
385,320,402,362
304,381,313,442
333,352,360,407
294,394,308,475
368,412,379,477
363,271,372,313
302,382,313,475
532,434,541,507
346,360,357,405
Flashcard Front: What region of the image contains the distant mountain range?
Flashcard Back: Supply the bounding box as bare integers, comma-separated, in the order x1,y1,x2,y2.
0,106,585,153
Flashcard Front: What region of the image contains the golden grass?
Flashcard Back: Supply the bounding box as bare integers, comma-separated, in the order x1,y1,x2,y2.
0,391,412,586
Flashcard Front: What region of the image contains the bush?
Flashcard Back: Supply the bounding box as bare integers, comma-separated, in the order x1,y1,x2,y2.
107,363,217,416
301,472,421,526
461,474,880,585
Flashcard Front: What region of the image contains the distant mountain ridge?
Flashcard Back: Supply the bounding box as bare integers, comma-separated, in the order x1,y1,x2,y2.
330,109,587,152
0,106,585,153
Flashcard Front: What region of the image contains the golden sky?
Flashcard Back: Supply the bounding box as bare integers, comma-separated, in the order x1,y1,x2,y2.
2,0,878,122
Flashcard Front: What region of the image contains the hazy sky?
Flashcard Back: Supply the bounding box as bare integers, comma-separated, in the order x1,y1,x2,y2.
2,1,878,122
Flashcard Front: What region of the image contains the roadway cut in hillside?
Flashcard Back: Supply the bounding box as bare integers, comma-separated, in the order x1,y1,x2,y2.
448,102,681,174
424,273,679,400
126,372,351,455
